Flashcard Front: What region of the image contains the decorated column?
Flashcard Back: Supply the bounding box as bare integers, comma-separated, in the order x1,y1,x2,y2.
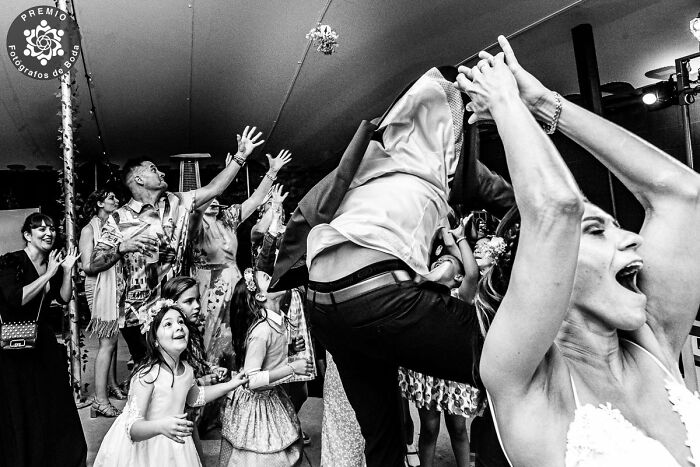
58,0,83,402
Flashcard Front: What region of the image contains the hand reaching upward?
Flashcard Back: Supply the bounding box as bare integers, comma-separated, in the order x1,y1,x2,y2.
236,126,265,159
266,149,292,174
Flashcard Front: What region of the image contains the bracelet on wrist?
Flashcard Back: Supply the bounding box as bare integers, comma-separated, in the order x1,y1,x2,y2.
456,236,467,245
232,153,246,166
264,172,277,182
541,92,562,135
287,363,296,376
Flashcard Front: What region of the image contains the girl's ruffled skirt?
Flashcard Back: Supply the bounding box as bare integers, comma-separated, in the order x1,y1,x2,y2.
219,385,303,467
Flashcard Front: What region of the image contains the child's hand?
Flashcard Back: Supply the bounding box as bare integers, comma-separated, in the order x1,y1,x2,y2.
229,371,249,389
293,336,305,353
213,366,229,381
159,414,193,444
290,358,314,376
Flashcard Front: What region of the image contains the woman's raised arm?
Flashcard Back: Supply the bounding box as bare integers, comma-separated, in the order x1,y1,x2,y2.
493,35,700,356
456,51,583,395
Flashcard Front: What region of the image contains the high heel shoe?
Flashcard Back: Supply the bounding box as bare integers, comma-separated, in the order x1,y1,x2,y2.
108,384,127,400
90,400,121,418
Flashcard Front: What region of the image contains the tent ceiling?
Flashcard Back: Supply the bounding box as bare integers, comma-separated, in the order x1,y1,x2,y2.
1,0,698,170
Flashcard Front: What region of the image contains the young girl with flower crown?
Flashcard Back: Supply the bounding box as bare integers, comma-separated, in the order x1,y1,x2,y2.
93,299,247,467
218,267,314,467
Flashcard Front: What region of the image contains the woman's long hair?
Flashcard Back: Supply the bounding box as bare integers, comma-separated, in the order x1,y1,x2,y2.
130,304,205,387
80,189,111,228
472,205,521,406
230,276,267,371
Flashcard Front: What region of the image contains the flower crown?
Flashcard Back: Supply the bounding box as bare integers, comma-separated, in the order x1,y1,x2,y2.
243,268,257,292
137,298,176,334
479,236,508,262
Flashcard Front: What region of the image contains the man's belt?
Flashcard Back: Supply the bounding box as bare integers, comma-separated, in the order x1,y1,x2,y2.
307,270,411,305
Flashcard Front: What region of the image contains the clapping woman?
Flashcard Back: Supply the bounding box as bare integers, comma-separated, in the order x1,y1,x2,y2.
0,213,86,467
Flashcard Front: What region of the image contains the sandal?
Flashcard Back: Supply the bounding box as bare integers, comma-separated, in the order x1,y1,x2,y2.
405,444,420,467
108,384,127,400
90,399,121,418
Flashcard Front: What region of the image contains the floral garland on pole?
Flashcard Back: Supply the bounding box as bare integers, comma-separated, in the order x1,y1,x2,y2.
55,32,89,403
305,24,339,55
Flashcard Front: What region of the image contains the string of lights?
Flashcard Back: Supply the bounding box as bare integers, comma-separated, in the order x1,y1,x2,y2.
54,0,110,160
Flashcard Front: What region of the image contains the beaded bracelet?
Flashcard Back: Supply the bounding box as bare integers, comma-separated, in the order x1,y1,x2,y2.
542,92,562,135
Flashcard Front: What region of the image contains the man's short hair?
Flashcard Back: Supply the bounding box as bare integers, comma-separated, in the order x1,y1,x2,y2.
122,157,150,185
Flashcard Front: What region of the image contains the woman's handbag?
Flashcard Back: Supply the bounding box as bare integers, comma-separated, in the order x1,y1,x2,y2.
0,292,44,350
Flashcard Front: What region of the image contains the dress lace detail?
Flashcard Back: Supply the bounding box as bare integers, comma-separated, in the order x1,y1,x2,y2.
123,396,143,442
566,402,680,466
666,380,700,466
565,339,700,467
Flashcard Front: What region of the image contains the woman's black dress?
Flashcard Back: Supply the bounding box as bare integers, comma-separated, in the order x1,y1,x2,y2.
0,250,87,467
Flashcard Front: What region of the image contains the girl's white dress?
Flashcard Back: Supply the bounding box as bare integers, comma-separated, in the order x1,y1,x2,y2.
94,363,205,467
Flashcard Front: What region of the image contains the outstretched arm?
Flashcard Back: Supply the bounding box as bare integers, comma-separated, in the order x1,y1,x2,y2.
193,126,265,210
493,35,700,356
456,49,583,394
186,372,248,406
240,150,292,222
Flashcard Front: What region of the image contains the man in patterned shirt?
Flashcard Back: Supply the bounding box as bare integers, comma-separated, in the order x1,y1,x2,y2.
90,126,264,362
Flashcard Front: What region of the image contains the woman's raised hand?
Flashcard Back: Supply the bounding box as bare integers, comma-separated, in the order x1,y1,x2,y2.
455,50,519,125
158,414,193,444
474,36,550,113
61,246,81,272
266,149,292,173
236,126,265,159
46,249,65,277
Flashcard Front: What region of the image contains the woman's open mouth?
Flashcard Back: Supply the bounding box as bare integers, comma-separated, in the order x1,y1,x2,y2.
615,260,643,294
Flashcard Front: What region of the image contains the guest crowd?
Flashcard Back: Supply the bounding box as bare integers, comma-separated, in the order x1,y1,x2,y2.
1,36,699,467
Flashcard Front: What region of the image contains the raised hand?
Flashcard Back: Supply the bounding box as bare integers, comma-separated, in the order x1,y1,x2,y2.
61,246,81,272
439,227,461,259
455,50,519,125
46,249,65,277
269,184,289,205
449,221,466,244
266,149,292,173
236,126,265,159
481,36,550,113
159,414,193,444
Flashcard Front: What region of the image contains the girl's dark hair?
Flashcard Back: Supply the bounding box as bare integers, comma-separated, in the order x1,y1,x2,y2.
230,276,267,371
162,276,198,301
130,304,207,387
21,213,54,241
81,189,112,227
472,205,521,407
